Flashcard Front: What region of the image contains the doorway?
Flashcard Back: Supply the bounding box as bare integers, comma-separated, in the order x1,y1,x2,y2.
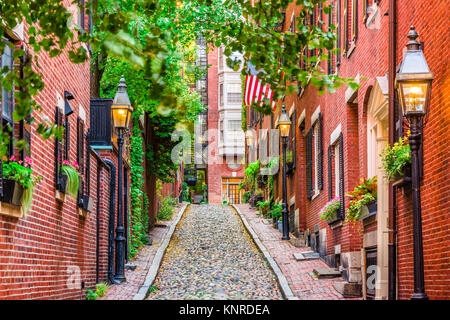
221,178,244,204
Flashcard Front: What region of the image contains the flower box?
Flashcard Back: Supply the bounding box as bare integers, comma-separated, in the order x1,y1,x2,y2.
56,173,68,194
78,194,94,212
359,200,377,220
327,212,340,226
286,161,294,175
1,179,24,206
392,163,412,188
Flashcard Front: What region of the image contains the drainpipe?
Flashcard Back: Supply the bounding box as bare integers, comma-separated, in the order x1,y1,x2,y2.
104,159,120,284
388,0,397,300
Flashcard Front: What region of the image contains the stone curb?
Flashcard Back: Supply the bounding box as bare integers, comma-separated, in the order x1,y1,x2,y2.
231,204,297,300
133,203,189,300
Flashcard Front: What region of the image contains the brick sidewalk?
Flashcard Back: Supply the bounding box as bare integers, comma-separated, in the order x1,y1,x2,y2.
236,204,348,300
101,205,183,300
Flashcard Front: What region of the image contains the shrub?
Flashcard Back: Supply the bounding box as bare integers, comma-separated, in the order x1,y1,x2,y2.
157,196,176,221
270,203,282,220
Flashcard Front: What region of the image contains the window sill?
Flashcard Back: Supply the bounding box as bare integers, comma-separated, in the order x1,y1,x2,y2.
55,190,66,202
311,190,320,201
0,201,23,218
346,42,356,59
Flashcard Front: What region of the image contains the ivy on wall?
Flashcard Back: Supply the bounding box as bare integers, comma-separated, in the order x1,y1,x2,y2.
128,108,148,259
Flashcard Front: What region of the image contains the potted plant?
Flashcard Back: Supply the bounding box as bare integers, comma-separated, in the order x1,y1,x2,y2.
256,200,270,217
380,133,412,184
278,217,283,232
346,177,378,224
319,197,341,224
271,203,282,229
254,188,264,204
1,156,41,216
60,160,80,198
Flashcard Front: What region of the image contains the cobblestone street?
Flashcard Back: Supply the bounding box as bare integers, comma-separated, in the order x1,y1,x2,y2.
147,204,282,300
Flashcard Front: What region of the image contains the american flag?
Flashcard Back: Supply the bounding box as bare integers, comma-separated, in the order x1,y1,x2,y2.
244,61,277,110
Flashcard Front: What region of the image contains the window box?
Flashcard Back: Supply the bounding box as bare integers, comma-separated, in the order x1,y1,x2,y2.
2,179,24,206
56,174,68,201
0,180,24,218
359,200,377,220
391,163,412,188
327,212,340,226
286,161,294,175
78,194,94,213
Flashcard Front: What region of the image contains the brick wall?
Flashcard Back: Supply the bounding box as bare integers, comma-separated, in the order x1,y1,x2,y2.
0,2,126,299
395,0,449,300
251,0,449,299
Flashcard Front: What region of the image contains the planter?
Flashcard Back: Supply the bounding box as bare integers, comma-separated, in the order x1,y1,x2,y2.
78,194,94,212
392,163,412,187
278,220,283,232
57,173,68,194
257,175,267,188
326,212,340,226
286,161,294,175
1,179,24,206
360,200,377,220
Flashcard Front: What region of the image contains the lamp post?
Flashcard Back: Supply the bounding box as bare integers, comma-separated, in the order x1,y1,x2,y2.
245,125,254,163
396,26,433,300
277,104,291,241
111,76,133,283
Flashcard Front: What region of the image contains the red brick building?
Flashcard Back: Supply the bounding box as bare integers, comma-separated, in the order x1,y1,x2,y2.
207,46,245,204
247,0,448,299
0,1,131,299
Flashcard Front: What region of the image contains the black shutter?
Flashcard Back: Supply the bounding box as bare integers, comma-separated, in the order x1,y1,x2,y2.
306,129,313,199
85,131,91,196
292,110,296,170
337,0,341,66
90,98,113,146
77,117,85,174
328,145,333,200
339,133,345,219
318,112,323,190
55,107,63,188
64,116,70,161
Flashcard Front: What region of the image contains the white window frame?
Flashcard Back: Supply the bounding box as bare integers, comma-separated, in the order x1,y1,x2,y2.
334,141,340,197
312,122,320,199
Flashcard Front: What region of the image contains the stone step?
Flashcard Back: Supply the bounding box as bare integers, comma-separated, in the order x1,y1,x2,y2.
313,267,342,278
293,251,320,261
333,281,362,298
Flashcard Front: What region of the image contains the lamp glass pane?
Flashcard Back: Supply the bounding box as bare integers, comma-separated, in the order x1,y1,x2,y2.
280,124,290,137
400,82,428,114
112,106,130,128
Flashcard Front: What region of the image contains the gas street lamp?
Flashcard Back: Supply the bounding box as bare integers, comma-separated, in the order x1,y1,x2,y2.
245,125,255,163
277,104,291,241
111,76,133,283
395,26,433,300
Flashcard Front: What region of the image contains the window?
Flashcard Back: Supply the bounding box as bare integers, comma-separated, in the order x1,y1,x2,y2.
287,109,296,170
78,0,85,33
344,0,357,55
306,112,323,199
227,84,241,104
328,2,337,75
218,47,223,70
336,0,341,65
328,132,345,218
219,83,224,106
1,41,14,156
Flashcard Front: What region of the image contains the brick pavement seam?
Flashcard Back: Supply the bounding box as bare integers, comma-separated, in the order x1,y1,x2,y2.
133,203,189,300
231,204,297,300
